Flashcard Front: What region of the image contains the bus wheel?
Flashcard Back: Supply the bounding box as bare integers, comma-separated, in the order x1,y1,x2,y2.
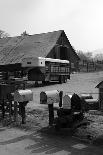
46,81,50,85
64,76,67,83
42,81,46,85
35,81,39,87
59,76,63,84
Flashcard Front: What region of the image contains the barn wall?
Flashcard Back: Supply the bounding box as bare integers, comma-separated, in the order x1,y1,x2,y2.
46,47,56,58
56,31,80,71
46,31,80,71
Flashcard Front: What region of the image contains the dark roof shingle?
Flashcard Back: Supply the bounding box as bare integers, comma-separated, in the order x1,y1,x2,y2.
0,30,63,65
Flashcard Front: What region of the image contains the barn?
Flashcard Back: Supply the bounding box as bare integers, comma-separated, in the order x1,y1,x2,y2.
0,30,80,72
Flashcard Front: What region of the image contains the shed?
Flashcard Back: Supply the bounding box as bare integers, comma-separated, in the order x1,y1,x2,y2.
96,81,103,110
0,30,80,72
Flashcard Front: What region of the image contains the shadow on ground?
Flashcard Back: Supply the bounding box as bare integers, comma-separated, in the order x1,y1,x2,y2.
0,126,103,155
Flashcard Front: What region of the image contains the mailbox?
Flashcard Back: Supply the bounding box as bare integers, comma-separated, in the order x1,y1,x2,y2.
85,99,99,110
80,93,93,100
14,89,33,102
40,90,63,126
63,95,72,109
40,90,60,104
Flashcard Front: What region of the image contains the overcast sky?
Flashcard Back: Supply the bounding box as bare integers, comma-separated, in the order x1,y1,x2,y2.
0,0,103,51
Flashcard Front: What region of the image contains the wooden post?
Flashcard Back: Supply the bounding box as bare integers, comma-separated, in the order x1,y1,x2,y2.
59,91,63,107
2,100,5,119
9,101,12,121
8,93,13,121
48,104,54,126
14,101,18,122
19,101,27,124
21,103,26,124
87,62,89,72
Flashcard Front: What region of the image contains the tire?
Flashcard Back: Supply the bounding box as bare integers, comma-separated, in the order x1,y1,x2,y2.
59,76,64,84
42,81,46,85
42,81,49,85
63,76,67,83
46,81,50,85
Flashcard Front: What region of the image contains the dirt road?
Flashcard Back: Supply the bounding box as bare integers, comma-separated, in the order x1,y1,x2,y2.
28,71,102,109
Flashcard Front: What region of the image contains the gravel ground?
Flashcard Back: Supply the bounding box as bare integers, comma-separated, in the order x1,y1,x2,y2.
74,112,103,143
26,71,103,145
3,108,103,145
1,71,103,145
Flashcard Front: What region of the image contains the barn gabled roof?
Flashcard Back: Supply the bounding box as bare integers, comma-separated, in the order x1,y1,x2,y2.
0,30,79,65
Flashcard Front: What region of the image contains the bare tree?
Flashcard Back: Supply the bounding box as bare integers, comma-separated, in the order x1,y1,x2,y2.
77,50,93,62
0,30,10,38
93,53,103,61
21,31,29,36
85,52,93,61
77,50,88,61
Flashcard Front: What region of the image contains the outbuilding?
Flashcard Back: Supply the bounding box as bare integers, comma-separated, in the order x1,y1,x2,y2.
96,81,103,110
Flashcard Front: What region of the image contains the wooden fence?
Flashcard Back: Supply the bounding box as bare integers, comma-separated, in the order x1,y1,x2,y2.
79,60,103,72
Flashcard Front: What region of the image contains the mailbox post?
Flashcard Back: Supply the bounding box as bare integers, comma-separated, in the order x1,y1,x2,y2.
48,103,54,126
40,90,63,126
14,89,33,124
14,101,18,123
19,101,28,124
59,91,63,107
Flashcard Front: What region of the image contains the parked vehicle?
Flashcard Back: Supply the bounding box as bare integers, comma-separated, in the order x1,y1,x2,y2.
22,57,70,84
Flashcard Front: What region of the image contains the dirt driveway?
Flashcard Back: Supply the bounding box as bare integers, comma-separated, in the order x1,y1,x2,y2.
1,71,103,155
28,71,102,109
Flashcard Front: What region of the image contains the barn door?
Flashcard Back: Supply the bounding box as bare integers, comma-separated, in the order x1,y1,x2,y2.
100,88,103,110
60,46,67,60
